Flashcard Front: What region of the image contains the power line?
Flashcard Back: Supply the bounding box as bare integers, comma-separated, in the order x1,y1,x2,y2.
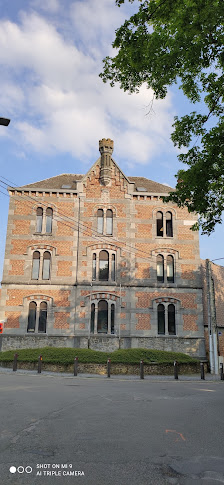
0,175,176,265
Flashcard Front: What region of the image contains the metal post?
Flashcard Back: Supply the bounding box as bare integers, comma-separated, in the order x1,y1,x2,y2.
13,353,18,372
74,356,78,376
38,355,42,374
107,359,111,378
220,363,224,381
140,360,144,379
200,362,205,380
174,361,178,380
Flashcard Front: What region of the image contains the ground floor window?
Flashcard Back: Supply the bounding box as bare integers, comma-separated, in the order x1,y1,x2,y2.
157,303,176,336
90,299,115,335
27,300,47,333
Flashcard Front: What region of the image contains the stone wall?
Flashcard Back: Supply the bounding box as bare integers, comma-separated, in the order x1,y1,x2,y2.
0,334,205,358
0,361,202,375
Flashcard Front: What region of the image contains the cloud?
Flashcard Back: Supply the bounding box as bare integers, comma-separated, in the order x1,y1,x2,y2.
0,1,176,166
30,0,60,13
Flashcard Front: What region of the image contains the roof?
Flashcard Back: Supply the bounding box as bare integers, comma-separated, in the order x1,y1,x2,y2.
129,177,173,194
16,174,173,194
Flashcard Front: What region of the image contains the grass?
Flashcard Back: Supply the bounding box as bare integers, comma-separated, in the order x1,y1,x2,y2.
0,347,198,365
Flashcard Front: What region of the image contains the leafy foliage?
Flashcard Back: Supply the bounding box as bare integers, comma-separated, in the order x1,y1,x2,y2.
100,0,224,234
0,347,197,364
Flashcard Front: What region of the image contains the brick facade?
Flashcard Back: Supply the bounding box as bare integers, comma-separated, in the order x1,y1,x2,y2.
0,139,206,358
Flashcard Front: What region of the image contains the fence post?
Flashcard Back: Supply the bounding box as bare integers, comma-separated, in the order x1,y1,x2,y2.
74,356,78,376
107,359,111,378
140,360,144,379
200,362,205,380
13,353,18,372
220,363,224,381
38,355,42,374
174,361,178,380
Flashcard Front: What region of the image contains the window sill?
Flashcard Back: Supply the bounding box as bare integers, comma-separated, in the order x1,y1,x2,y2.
33,232,52,236
157,334,177,337
155,236,174,239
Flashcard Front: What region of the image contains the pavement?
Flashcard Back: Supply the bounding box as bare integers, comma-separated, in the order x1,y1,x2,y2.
0,365,222,381
1,366,224,484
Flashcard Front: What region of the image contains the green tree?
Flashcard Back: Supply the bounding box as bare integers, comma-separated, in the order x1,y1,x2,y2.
100,0,224,234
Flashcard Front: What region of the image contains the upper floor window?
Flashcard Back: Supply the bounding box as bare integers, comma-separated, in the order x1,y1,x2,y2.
166,211,173,237
97,209,104,234
92,250,116,282
42,251,51,280
46,208,53,233
32,251,40,280
36,208,43,233
156,211,173,237
167,255,174,283
106,209,113,235
97,208,113,235
36,207,53,234
99,250,109,281
31,250,51,280
157,254,175,283
156,211,163,237
157,255,164,282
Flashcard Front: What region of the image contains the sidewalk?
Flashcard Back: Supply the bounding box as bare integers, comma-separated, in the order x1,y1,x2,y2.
0,366,222,381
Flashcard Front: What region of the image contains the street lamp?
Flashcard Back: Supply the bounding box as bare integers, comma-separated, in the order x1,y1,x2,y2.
0,118,10,126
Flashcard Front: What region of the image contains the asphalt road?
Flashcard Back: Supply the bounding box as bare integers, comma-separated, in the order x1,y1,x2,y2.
0,372,224,485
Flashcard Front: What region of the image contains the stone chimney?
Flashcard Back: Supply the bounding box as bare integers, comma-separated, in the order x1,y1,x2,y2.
99,138,114,186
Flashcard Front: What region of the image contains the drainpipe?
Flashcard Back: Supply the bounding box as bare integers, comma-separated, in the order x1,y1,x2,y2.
206,259,219,374
74,196,81,338
206,259,214,373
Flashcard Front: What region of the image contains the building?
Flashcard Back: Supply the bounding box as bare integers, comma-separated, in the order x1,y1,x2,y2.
0,138,206,358
201,259,224,372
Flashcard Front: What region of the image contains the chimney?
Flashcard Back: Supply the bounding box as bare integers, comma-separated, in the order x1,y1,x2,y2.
99,138,114,186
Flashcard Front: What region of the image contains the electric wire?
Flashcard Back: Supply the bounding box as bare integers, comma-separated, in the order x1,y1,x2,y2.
0,175,177,265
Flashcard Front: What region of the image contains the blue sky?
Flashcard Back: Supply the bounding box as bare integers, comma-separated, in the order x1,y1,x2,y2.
0,0,224,282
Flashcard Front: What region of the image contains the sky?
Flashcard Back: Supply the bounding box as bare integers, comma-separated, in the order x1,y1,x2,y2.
0,0,224,282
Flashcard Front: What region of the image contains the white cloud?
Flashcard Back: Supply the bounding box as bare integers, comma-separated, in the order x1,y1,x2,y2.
0,1,176,166
30,0,60,13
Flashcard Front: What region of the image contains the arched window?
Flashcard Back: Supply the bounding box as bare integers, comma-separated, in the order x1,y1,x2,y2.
157,211,163,237
46,207,53,233
106,209,113,235
158,304,165,335
166,211,173,237
91,303,95,334
36,207,43,233
42,251,51,280
92,253,96,281
38,301,47,333
111,304,115,334
32,251,40,280
97,209,104,234
99,250,109,281
27,301,37,332
111,254,115,281
168,304,176,335
97,300,108,333
157,254,164,282
167,255,174,283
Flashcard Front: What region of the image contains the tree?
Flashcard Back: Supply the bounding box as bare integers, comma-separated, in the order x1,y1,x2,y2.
100,0,224,234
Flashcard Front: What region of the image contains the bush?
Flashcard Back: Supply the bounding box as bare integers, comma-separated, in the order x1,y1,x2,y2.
0,347,197,365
